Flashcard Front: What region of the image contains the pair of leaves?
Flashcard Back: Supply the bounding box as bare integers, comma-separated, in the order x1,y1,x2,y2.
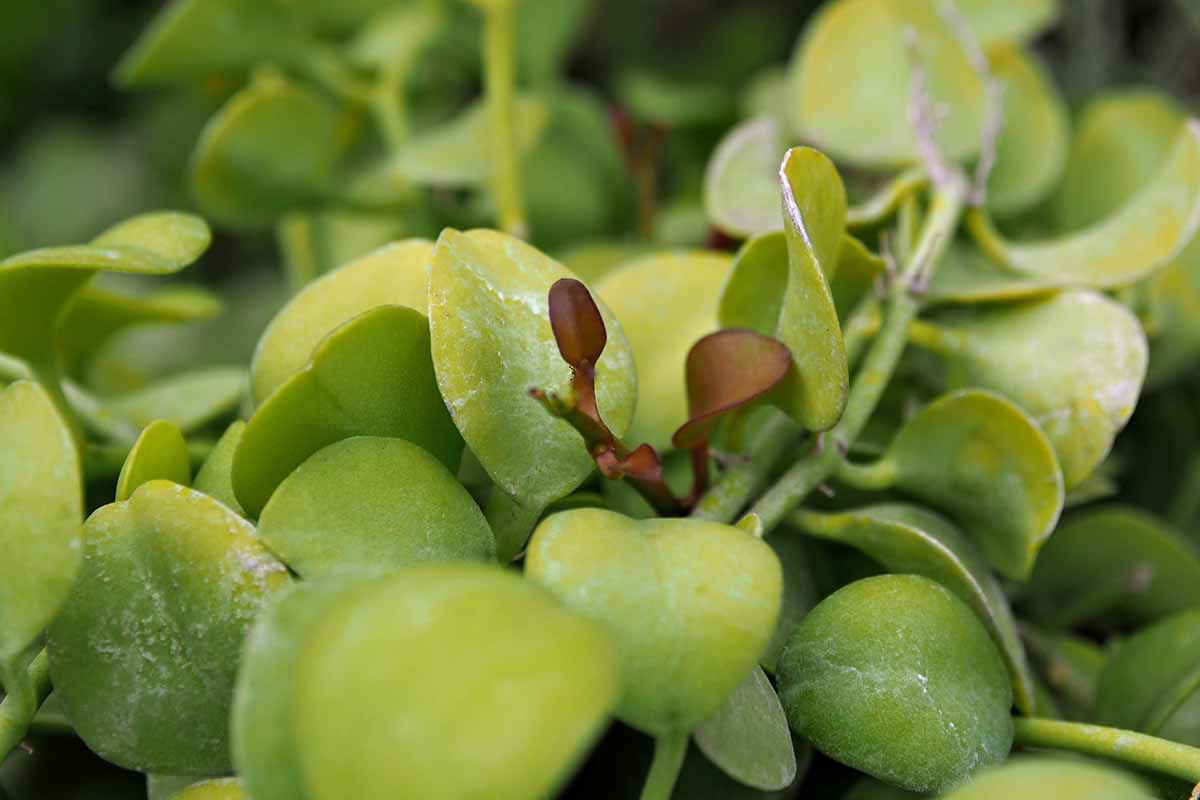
234,564,618,800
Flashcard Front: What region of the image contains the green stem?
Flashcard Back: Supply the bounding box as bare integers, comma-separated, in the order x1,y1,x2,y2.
481,2,527,238
834,457,897,491
640,732,689,800
689,412,804,523
841,293,882,369
746,174,967,534
0,650,53,763
1012,716,1200,783
963,206,1014,268
31,364,86,454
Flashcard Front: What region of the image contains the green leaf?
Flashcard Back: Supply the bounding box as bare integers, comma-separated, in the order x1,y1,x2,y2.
515,0,590,85
234,305,462,518
1022,506,1200,628
778,575,1012,793
168,778,247,800
594,251,732,450
984,45,1069,218
293,563,619,800
720,147,848,431
939,757,1155,799
788,0,987,167
969,121,1200,288
429,228,636,515
616,70,737,128
917,290,1147,489
104,367,246,433
558,241,661,285
114,0,312,86
251,239,433,405
232,575,368,800
59,285,222,375
0,381,82,662
525,509,782,736
115,420,191,502
0,212,211,373
790,502,1036,715
760,531,820,674
850,389,1063,580
190,73,348,228
47,481,290,774
927,241,1056,304
388,96,549,188
258,436,495,578
147,775,206,800
704,117,787,239
952,0,1059,46
692,665,797,791
192,421,246,517
1021,626,1106,720
1095,609,1200,743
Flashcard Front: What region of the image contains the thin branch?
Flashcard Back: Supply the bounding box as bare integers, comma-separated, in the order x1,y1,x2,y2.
906,28,952,189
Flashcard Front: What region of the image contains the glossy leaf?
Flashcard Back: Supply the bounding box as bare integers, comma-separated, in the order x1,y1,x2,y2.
719,148,848,431
429,229,636,514
1095,609,1200,744
115,420,191,502
548,278,607,368
47,481,290,774
389,97,549,188
954,0,1059,45
258,437,494,578
0,381,82,661
169,778,247,800
692,665,797,791
294,563,619,800
788,0,986,167
940,757,1154,799
105,367,245,433
251,239,433,404
970,121,1200,288
234,305,462,518
595,251,732,449
0,212,210,373
919,290,1147,488
704,117,787,238
525,509,782,736
191,73,347,228
984,45,1069,217
791,503,1035,714
1022,506,1200,628
852,390,1063,580
233,575,367,800
193,421,246,517
115,0,311,85
778,575,1012,793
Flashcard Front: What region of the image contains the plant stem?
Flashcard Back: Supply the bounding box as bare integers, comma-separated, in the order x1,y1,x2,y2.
481,2,527,238
689,412,803,523
640,732,689,800
0,650,52,763
834,457,897,491
745,174,966,534
1012,716,1200,783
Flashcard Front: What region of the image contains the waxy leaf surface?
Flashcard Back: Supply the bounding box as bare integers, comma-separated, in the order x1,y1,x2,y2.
115,420,191,502
692,665,797,791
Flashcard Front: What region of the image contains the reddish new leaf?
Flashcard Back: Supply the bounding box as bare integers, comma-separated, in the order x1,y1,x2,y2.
548,278,607,368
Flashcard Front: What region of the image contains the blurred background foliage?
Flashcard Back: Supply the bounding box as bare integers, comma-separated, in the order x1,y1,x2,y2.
6,0,1200,797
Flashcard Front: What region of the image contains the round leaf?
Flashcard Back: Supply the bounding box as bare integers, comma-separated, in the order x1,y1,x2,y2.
778,574,1013,793
428,228,636,512
191,74,347,228
47,481,290,774
595,251,732,449
294,563,619,800
704,117,787,238
921,290,1147,488
984,45,1069,218
938,757,1155,800
788,0,987,167
927,241,1057,305
258,436,495,577
693,665,797,791
169,778,247,800
115,420,191,502
104,367,245,433
1022,506,1200,628
251,239,433,404
0,381,82,661
875,389,1064,580
234,305,462,518
525,509,782,736
193,421,246,517
792,503,1035,715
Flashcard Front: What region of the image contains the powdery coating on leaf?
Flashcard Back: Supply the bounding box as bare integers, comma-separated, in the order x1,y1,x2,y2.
525,508,783,736
428,229,636,510
778,574,1013,793
47,481,289,775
